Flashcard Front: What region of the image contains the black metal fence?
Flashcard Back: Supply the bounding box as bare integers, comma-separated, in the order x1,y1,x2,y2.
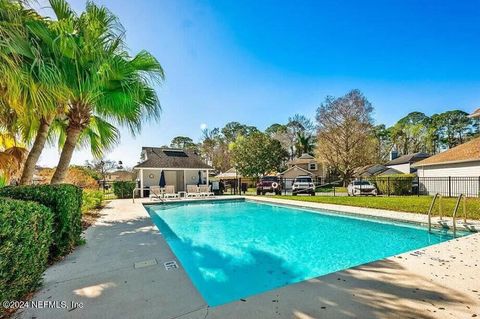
239,176,480,198
352,176,480,198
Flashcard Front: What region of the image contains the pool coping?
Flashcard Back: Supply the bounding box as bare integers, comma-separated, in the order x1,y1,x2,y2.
246,196,480,232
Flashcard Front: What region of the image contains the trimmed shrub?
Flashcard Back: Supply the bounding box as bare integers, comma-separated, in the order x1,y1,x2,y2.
372,174,416,195
113,181,136,199
82,189,104,213
0,198,53,311
0,184,83,259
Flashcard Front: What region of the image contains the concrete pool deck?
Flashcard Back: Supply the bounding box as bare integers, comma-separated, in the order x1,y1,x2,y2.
17,197,479,319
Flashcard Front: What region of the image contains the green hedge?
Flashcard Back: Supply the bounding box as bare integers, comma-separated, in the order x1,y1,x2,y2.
372,174,416,195
0,185,83,259
113,181,136,199
0,198,53,311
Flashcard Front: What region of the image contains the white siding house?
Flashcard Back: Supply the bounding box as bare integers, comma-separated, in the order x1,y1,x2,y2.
385,152,430,174
417,161,480,177
413,137,480,197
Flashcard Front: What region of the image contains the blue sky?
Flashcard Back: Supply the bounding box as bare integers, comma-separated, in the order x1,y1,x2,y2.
37,0,480,167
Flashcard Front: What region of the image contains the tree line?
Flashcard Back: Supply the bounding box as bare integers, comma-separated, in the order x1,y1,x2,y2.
169,90,477,181
0,0,162,185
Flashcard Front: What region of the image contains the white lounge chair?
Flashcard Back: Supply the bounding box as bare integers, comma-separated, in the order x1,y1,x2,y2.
199,184,214,197
149,186,163,200
164,185,179,199
186,185,200,198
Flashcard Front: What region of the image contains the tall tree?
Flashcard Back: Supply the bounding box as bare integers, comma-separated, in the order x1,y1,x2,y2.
230,132,288,177
170,136,197,150
390,112,429,154
0,0,66,184
265,123,290,155
49,0,163,184
286,114,314,159
436,110,474,148
221,121,258,143
295,131,315,156
316,90,375,184
372,124,392,162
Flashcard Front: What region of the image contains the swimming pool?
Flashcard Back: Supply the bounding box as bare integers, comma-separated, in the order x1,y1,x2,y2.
146,199,460,306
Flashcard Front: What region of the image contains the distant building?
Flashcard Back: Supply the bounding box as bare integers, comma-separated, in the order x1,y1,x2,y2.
279,153,326,181
354,164,402,178
133,147,213,197
385,152,430,174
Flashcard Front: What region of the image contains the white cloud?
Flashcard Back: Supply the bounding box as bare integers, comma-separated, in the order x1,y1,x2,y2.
200,123,208,130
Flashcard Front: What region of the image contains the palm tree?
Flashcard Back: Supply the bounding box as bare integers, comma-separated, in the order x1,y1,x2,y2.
49,0,163,184
296,132,315,156
0,0,66,184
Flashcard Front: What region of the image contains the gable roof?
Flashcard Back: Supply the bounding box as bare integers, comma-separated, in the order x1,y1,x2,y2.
386,152,430,166
377,167,403,176
279,165,313,176
134,147,213,169
287,153,317,165
413,137,480,167
354,164,402,177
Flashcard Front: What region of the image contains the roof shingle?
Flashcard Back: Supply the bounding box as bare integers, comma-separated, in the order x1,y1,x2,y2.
413,137,480,167
386,152,430,165
134,147,213,169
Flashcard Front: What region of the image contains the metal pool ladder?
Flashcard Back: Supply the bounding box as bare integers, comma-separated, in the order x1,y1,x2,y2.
452,194,467,237
428,193,442,232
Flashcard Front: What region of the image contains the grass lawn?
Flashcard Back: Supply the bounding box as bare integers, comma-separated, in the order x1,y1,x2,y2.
317,186,348,193
267,195,480,219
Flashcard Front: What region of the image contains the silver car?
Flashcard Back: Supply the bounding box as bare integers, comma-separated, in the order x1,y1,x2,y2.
347,180,377,196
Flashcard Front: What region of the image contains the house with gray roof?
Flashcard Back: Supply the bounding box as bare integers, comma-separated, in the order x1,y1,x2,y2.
133,147,213,197
354,164,403,178
385,152,430,174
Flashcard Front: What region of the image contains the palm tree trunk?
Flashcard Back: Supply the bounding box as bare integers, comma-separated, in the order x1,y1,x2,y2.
20,117,52,185
50,126,82,184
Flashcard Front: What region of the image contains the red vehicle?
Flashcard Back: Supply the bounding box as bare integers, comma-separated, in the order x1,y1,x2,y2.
256,176,282,195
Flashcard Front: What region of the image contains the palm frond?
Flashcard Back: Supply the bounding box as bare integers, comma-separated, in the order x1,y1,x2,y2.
49,0,75,20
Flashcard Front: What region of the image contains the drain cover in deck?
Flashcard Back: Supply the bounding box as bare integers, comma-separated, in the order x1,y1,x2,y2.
134,259,157,269
164,260,178,270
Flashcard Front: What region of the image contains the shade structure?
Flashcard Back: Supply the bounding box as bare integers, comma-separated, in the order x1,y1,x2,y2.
159,170,166,187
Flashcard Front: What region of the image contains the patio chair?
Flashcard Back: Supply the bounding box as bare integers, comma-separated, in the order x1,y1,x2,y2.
186,185,200,198
199,184,214,197
164,185,179,199
149,186,163,200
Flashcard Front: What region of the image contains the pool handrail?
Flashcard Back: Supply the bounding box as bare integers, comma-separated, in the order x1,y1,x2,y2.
452,193,467,237
428,193,442,232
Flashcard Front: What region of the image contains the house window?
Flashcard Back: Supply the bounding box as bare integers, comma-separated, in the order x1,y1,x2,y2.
309,163,317,170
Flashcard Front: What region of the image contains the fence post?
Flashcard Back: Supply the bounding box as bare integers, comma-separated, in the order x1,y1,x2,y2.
448,176,452,198
417,176,420,197
387,177,390,197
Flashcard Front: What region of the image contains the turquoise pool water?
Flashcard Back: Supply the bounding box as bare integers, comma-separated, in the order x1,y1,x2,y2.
146,199,458,306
